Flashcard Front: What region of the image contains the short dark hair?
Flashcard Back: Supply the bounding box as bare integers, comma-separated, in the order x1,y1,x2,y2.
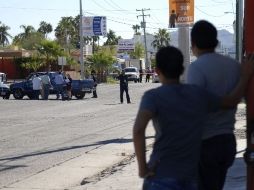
191,20,218,49
155,46,184,79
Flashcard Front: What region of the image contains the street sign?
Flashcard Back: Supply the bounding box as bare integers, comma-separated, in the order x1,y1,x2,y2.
118,39,135,51
82,16,107,37
58,57,67,66
168,0,194,27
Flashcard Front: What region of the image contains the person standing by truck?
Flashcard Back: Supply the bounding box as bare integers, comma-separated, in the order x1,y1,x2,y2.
54,71,65,100
32,74,42,100
145,67,151,83
139,69,143,83
65,73,72,100
40,73,52,100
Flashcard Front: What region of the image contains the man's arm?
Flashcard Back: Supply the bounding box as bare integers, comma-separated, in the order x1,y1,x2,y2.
133,110,154,178
222,54,254,108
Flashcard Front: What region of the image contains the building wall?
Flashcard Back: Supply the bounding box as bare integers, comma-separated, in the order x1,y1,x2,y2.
0,58,19,79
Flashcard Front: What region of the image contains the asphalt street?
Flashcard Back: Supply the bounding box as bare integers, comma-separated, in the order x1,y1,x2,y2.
0,82,158,189
0,82,248,190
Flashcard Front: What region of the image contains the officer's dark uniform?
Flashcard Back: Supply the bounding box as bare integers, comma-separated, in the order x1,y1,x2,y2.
119,72,131,104
91,73,98,98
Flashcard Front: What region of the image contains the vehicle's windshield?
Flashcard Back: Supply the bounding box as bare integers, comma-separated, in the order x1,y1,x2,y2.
124,68,137,72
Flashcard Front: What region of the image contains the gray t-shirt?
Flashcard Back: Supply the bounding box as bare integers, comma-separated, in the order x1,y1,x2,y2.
140,84,220,181
186,53,240,139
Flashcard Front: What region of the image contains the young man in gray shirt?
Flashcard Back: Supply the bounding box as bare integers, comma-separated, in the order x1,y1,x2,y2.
187,20,240,190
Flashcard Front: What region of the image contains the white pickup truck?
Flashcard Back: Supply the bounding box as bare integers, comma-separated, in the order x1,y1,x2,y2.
124,67,140,83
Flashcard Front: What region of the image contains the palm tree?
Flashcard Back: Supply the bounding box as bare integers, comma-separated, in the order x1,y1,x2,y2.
104,30,121,46
38,21,53,38
55,16,76,47
19,25,36,39
13,25,36,45
151,28,170,50
0,23,12,47
132,24,141,35
37,40,64,71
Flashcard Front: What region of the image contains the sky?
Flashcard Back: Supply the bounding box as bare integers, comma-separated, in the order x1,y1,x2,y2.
0,0,236,41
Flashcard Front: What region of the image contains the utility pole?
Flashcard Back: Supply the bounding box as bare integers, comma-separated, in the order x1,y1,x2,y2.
235,0,243,62
137,8,150,69
79,0,85,79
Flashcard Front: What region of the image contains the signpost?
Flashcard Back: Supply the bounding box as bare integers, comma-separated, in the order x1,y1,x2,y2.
58,56,67,71
82,16,107,37
118,39,135,51
168,0,194,27
168,0,194,81
244,0,254,189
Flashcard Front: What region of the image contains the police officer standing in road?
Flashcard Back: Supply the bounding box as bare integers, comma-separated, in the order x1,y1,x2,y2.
118,70,131,104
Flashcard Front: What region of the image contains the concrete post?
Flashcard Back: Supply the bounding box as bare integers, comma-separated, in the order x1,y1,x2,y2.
178,27,190,82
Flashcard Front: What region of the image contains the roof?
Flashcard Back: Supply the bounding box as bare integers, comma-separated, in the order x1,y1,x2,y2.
0,50,31,58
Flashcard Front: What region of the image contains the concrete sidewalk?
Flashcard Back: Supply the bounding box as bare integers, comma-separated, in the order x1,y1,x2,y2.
73,104,248,190
2,133,247,190
72,139,247,190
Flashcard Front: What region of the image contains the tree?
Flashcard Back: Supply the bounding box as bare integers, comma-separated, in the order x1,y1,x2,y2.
131,43,145,59
19,32,44,50
37,40,64,71
132,24,141,35
87,46,116,82
104,30,121,46
55,16,77,48
13,25,37,47
20,56,44,72
151,28,170,50
19,25,36,39
38,21,53,38
0,22,12,47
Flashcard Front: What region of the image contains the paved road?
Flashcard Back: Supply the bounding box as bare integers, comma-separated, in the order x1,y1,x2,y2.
0,82,159,189
0,82,247,190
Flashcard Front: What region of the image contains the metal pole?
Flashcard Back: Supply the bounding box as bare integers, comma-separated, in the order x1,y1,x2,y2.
137,8,150,69
79,0,85,79
61,57,64,71
178,27,190,82
237,0,243,62
142,10,149,69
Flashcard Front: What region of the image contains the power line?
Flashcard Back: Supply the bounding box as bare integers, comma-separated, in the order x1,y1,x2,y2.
195,6,228,17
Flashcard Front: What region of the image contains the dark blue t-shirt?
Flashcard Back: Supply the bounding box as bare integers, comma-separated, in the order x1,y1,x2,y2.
139,84,220,181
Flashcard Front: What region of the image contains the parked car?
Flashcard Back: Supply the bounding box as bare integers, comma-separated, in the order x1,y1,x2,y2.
10,72,94,100
0,82,10,99
124,67,140,83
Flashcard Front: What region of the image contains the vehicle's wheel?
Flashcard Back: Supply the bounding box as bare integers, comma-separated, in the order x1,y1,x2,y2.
4,94,10,99
13,89,24,99
75,92,85,99
28,94,34,99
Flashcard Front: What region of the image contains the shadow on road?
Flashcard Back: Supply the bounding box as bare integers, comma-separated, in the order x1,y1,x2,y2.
0,136,154,163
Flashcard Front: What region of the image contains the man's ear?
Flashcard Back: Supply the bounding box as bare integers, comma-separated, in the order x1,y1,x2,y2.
155,68,161,75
